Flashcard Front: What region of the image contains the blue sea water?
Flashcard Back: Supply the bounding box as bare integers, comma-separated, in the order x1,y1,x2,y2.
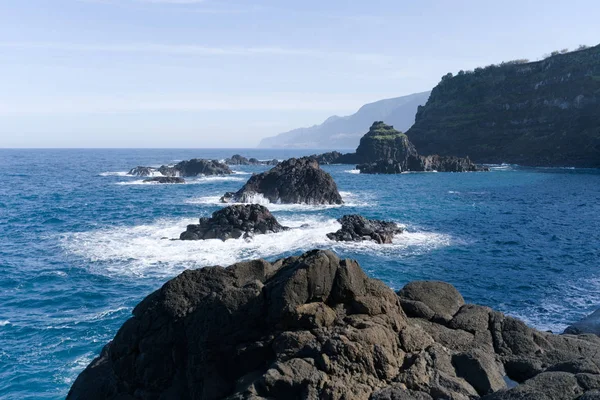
1,148,599,399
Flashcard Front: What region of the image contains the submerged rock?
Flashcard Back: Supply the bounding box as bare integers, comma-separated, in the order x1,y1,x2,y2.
327,214,403,244
142,177,185,184
220,157,343,205
68,249,600,400
180,204,288,241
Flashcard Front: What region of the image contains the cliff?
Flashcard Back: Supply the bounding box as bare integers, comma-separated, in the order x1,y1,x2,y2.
317,122,487,173
407,44,600,167
258,91,430,149
69,250,600,399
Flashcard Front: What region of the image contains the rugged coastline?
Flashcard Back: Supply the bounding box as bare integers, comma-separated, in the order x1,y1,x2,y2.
69,250,600,399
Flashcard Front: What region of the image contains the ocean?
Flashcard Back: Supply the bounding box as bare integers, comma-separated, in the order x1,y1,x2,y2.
1,148,599,399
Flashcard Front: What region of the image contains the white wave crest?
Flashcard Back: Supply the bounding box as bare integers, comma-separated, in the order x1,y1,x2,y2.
117,176,245,185
60,216,452,278
0,320,10,327
98,171,129,177
345,169,360,174
187,191,375,211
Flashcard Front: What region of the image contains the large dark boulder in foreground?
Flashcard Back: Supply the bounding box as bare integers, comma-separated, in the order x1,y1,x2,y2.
220,157,344,205
69,249,600,400
327,214,404,244
142,177,185,184
128,159,232,178
180,204,288,241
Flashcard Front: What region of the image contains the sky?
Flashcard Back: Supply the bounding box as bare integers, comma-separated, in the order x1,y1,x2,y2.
0,0,599,148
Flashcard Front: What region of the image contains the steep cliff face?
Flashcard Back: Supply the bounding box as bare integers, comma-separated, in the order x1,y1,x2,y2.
407,44,600,167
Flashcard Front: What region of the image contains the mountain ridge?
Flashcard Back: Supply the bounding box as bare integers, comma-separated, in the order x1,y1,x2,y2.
258,91,430,149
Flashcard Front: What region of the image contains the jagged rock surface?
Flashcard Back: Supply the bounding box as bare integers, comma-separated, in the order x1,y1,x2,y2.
407,44,600,167
128,159,232,178
180,204,288,241
128,166,157,177
68,250,600,400
220,157,343,205
224,155,279,166
327,214,404,244
565,309,600,336
142,177,185,184
357,155,488,174
313,122,488,173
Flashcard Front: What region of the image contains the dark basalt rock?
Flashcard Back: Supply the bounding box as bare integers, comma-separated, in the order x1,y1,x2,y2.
407,44,600,168
313,121,488,172
326,214,403,244
179,204,288,241
127,166,157,176
224,155,280,166
565,309,600,335
142,177,185,184
357,155,489,174
68,250,600,400
128,159,232,178
169,159,232,177
220,157,343,205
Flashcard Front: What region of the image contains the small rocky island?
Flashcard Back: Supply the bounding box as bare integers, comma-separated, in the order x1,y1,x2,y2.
221,157,344,205
68,249,600,400
313,122,488,173
128,158,232,177
327,214,404,244
180,204,288,241
224,154,279,166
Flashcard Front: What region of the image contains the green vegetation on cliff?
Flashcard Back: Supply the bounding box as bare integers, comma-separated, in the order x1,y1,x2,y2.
407,44,600,167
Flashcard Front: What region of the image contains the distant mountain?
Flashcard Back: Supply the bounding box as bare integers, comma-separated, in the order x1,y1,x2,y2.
258,91,430,149
407,44,600,167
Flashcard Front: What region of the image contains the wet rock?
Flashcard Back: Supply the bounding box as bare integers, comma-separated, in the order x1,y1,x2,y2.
179,204,288,241
127,166,157,176
142,177,185,184
326,214,403,244
220,157,343,205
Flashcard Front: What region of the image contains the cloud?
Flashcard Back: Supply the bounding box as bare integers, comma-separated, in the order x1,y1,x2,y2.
0,92,387,115
0,41,393,65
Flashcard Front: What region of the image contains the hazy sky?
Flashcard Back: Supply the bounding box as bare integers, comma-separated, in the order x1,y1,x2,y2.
1,0,599,148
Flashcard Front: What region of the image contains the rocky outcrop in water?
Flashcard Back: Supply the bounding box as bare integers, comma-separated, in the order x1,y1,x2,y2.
68,249,600,400
142,177,185,184
313,122,488,173
327,214,403,244
180,204,288,241
357,155,488,174
565,309,600,336
128,166,156,177
224,155,279,166
220,157,344,205
128,159,232,178
407,44,600,167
